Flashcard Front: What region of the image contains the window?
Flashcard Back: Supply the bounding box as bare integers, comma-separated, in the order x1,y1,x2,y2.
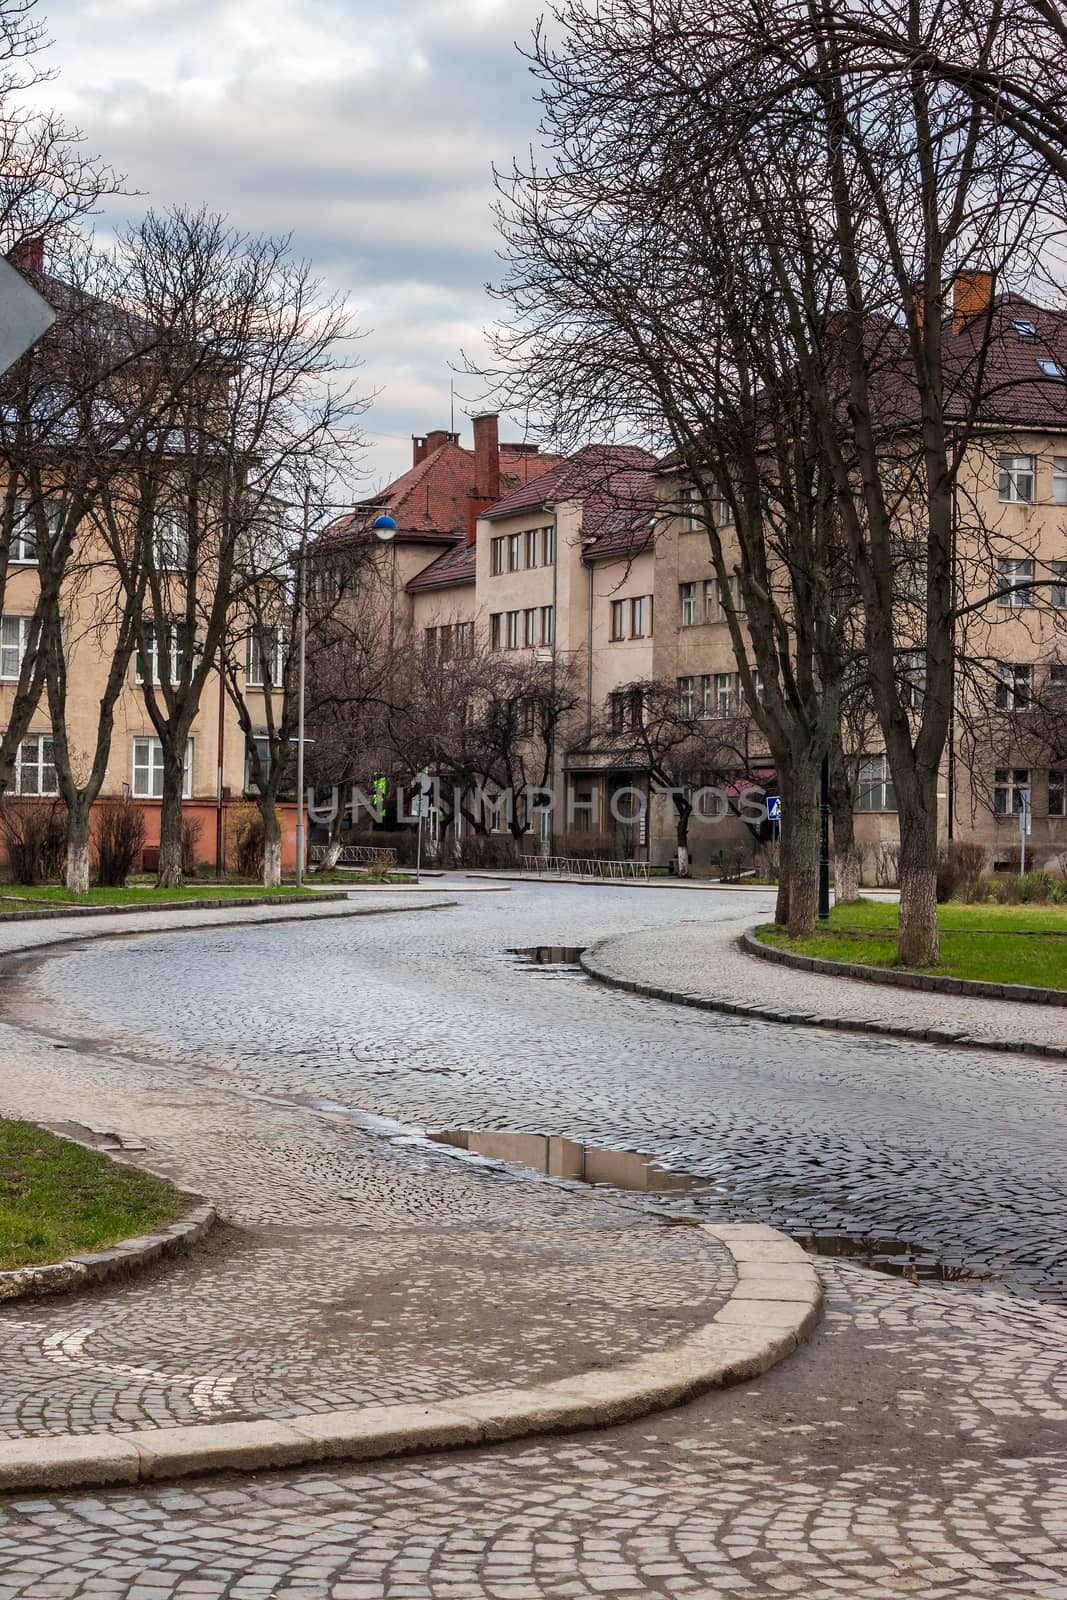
539,605,555,645
855,753,896,812
246,628,285,686
524,529,539,569
994,768,1030,816
703,579,716,623
716,575,743,621
1038,358,1064,379
15,734,56,796
700,674,713,717
542,525,556,565
8,499,58,563
610,599,626,641
506,610,521,649
245,735,273,793
752,670,765,705
151,511,188,571
507,533,522,572
490,537,506,576
677,676,695,717
1052,664,1067,691
1013,319,1038,342
1052,561,1067,610
711,492,734,528
1050,768,1066,818
630,596,648,638
523,607,537,647
0,615,30,680
680,485,700,532
519,698,537,737
490,613,503,651
132,736,193,799
137,622,187,685
995,661,1033,712
680,582,697,626
999,454,1036,503
611,688,644,732
456,621,473,658
896,649,927,709
1054,458,1067,506
714,672,734,716
997,557,1035,606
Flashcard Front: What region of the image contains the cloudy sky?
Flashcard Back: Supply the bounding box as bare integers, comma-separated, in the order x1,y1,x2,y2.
40,0,550,490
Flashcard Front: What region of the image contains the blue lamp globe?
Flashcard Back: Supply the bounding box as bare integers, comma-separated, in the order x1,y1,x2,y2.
372,514,398,541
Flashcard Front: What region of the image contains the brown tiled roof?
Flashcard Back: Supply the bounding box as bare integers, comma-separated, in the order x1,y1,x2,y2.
581,468,657,559
483,444,658,520
324,439,564,547
405,539,477,591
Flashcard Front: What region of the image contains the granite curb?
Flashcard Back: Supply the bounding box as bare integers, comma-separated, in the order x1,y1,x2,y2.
0,1205,217,1304
0,892,348,923
580,934,1067,1061
0,1224,821,1490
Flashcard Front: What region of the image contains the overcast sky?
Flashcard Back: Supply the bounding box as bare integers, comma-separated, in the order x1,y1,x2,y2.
40,0,550,492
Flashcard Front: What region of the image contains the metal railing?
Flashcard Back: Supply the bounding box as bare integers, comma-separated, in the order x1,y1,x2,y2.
521,854,651,881
308,844,398,868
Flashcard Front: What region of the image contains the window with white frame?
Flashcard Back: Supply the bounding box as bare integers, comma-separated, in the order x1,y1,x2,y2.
630,596,649,637
456,621,473,657
506,609,521,649
539,604,555,645
680,582,697,626
714,672,734,716
489,613,503,651
1054,457,1067,505
855,753,896,812
523,607,537,647
137,622,188,685
244,735,273,793
0,615,30,680
610,598,626,641
541,524,556,565
1013,319,1038,342
8,498,58,563
151,510,189,571
997,556,1035,606
1050,767,1066,818
699,674,713,717
680,485,700,532
132,736,193,799
507,533,522,572
999,454,1036,503
524,529,539,569
15,733,56,795
702,579,715,623
995,661,1033,711
994,767,1030,816
677,676,695,717
717,575,743,621
896,648,927,709
490,537,506,576
1052,561,1067,609
246,628,286,687
710,491,734,527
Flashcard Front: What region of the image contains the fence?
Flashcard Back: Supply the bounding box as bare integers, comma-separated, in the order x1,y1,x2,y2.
309,843,398,868
521,854,651,881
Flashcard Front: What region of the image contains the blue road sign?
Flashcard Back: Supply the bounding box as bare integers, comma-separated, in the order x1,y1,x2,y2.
767,795,782,821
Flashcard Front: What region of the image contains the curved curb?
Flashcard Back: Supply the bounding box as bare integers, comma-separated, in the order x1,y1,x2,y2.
743,927,1067,1008
0,1224,820,1490
580,937,1067,1062
0,892,348,924
0,1204,217,1303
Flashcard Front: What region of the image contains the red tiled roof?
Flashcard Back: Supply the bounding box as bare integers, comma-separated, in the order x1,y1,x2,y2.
580,468,658,559
324,439,564,547
483,444,658,520
406,539,477,591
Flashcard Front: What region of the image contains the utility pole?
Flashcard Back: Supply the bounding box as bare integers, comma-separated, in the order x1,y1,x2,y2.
818,754,831,920
294,483,309,888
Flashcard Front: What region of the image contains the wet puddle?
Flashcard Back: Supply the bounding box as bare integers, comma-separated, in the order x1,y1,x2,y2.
428,1128,994,1285
507,947,589,978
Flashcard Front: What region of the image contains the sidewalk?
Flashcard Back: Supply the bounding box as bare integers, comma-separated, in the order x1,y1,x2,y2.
0,896,817,1489
583,913,1067,1059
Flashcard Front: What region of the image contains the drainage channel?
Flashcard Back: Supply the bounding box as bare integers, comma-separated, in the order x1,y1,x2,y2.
428,1128,995,1288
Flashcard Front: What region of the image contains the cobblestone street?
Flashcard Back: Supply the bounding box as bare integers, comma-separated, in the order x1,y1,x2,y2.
0,882,1065,1596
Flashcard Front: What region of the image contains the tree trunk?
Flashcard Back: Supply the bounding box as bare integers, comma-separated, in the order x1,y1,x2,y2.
897,795,940,967
156,758,185,888
66,800,92,893
829,743,861,903
260,795,283,887
675,803,691,877
786,782,821,938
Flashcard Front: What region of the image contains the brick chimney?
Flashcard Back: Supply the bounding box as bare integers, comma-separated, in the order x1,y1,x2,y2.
467,413,501,546
9,237,44,274
952,270,994,332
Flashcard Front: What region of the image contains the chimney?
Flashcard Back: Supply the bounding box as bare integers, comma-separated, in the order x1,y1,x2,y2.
468,413,501,546
9,237,44,274
952,270,994,332
412,435,427,468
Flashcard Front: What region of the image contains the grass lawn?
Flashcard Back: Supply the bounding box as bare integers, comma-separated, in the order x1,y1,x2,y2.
757,897,1067,989
0,1120,192,1271
0,882,320,910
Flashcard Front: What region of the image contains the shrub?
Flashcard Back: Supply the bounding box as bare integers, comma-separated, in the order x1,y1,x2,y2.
874,841,900,887
94,801,147,887
0,800,67,885
180,815,203,877
234,815,265,878
936,840,987,902
1017,871,1053,904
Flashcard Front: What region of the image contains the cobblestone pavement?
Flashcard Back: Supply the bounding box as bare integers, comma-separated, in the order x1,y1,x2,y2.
22,882,1067,1298
586,913,1066,1054
0,884,1065,1596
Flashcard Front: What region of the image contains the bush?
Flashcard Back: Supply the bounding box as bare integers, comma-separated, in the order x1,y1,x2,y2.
180,815,203,877
1,800,67,885
937,840,986,902
94,801,147,887
874,841,900,887
234,815,265,878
